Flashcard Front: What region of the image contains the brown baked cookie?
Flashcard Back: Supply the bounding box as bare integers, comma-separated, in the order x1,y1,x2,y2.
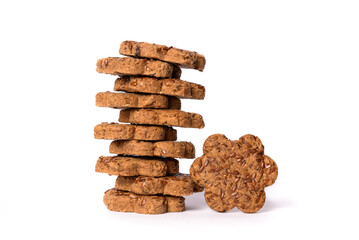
190,134,278,213
115,173,202,196
120,40,206,71
96,57,177,78
119,109,205,129
94,123,177,141
114,76,205,100
109,140,195,159
103,188,185,214
96,91,181,109
96,156,179,177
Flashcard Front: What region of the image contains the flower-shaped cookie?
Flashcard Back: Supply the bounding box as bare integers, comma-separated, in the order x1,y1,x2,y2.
190,134,278,213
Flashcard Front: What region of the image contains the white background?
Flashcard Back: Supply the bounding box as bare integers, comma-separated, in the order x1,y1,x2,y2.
1,0,358,239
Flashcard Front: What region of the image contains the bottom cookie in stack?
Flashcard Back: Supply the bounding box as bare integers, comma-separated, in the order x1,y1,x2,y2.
103,189,185,214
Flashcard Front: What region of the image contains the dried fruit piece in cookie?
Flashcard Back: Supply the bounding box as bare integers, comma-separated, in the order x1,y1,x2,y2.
120,40,206,71
119,109,204,129
94,123,177,141
171,64,182,79
115,173,202,196
103,188,185,214
109,140,195,159
95,156,179,177
190,134,278,213
96,92,181,109
96,57,175,78
114,76,205,100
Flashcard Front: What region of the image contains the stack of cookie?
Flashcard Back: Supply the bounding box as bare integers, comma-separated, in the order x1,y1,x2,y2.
95,41,206,214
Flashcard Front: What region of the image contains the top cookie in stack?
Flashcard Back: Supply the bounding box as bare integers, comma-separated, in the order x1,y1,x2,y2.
119,40,206,71
95,40,206,214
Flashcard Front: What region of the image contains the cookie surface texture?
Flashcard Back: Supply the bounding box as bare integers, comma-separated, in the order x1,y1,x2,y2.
120,40,206,71
190,134,278,213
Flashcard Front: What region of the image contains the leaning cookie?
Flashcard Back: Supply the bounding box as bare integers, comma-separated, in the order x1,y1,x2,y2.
103,189,185,214
120,40,206,71
190,134,278,213
115,174,203,197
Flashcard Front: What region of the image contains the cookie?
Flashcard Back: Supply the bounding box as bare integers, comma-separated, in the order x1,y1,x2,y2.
115,173,202,196
119,109,205,129
94,123,177,141
103,188,185,214
96,91,181,109
120,40,206,71
96,156,179,177
96,57,178,78
114,76,205,100
190,134,278,213
109,140,195,159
